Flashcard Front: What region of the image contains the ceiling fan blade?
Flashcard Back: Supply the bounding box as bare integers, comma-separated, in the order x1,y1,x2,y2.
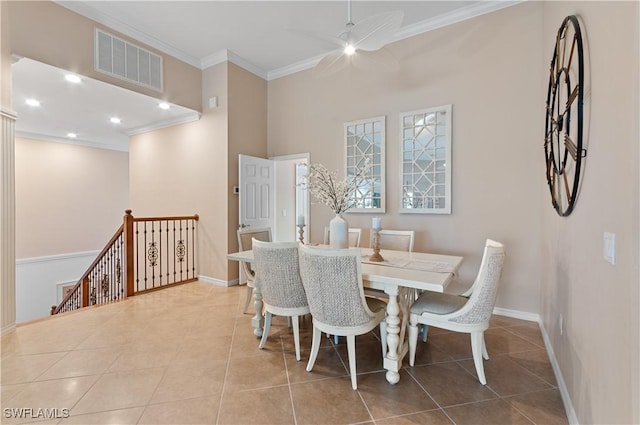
351,10,403,52
313,52,350,79
351,48,399,73
288,27,346,50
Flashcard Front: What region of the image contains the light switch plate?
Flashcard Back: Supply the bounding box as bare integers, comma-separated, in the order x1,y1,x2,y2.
603,232,616,265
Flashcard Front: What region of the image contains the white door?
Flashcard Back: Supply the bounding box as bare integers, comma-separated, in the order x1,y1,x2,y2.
239,154,275,231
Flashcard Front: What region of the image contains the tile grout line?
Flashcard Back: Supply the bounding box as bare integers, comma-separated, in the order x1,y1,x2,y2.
214,293,245,425
280,333,299,425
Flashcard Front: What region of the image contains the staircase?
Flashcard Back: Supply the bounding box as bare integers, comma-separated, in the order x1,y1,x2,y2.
51,210,199,315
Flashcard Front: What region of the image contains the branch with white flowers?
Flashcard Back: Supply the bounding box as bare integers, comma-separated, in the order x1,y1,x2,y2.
301,160,372,214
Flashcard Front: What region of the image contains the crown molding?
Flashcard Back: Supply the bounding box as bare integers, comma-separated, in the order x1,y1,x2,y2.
268,51,327,81
201,49,268,80
266,0,525,80
392,0,525,42
54,1,202,69
15,131,129,152
125,111,201,136
56,0,524,81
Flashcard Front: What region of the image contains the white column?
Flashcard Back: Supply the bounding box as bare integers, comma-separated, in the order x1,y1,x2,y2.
1,107,16,335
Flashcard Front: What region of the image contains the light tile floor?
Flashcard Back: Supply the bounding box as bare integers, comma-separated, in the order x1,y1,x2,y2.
1,282,568,424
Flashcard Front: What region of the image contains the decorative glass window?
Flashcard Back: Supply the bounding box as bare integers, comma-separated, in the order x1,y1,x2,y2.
345,116,385,213
400,105,452,214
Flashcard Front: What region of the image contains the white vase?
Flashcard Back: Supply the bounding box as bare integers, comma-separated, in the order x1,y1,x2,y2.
329,214,348,249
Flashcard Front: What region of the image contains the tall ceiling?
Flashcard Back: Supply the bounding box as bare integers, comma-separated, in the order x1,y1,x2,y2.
13,1,520,150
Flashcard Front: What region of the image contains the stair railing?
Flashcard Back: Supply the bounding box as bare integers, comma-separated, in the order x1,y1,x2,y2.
51,210,199,315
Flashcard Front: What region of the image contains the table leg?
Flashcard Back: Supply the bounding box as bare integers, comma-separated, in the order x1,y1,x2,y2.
251,285,263,338
383,286,401,384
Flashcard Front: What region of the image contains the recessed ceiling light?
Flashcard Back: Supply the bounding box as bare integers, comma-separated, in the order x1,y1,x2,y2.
25,99,40,107
67,132,77,138
158,102,170,110
110,117,121,124
65,74,82,83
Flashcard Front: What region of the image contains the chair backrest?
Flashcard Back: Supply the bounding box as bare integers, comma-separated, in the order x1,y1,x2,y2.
372,229,415,252
451,239,505,325
253,240,307,309
323,227,362,247
298,244,376,328
237,227,272,276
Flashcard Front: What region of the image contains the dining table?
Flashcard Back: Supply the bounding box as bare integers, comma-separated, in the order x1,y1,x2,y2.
227,245,464,385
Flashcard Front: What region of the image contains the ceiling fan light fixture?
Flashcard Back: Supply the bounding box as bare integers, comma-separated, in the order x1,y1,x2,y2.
344,44,356,56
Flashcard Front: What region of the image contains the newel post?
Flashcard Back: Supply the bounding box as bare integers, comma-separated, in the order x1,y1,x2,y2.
123,209,135,297
81,277,90,307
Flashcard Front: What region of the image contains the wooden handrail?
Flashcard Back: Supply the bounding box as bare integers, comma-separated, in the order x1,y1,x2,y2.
133,214,199,222
51,224,124,315
52,210,199,315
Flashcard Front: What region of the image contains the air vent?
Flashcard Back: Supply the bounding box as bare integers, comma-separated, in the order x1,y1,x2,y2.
94,28,163,92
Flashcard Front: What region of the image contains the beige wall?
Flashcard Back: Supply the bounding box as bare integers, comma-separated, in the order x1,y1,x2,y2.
540,2,639,424
1,0,11,108
7,1,201,112
227,62,268,280
130,62,268,283
15,137,129,258
130,62,230,281
268,2,543,314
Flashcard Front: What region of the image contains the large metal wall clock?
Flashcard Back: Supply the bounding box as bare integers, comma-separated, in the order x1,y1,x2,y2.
544,15,587,217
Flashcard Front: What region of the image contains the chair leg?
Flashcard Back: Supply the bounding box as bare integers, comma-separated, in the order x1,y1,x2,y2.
408,314,419,367
292,316,301,361
306,326,322,372
379,320,387,358
243,286,253,313
482,334,489,360
334,335,339,344
346,335,358,390
259,311,272,349
421,325,429,343
471,331,487,385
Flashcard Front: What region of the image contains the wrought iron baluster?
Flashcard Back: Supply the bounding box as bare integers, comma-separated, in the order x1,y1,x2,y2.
143,221,148,290
191,218,196,278
166,220,170,284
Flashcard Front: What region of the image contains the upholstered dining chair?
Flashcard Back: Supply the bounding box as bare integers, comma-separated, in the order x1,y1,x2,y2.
252,239,309,361
298,244,387,390
408,239,505,385
371,229,415,252
237,227,271,313
323,227,362,247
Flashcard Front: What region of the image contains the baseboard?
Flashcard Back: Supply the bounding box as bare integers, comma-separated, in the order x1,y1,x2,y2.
492,306,540,322
539,320,579,425
197,275,239,287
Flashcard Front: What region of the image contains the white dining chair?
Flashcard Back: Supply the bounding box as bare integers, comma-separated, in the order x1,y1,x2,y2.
371,229,415,252
298,244,387,390
237,227,271,313
408,239,505,385
324,226,362,247
253,239,309,361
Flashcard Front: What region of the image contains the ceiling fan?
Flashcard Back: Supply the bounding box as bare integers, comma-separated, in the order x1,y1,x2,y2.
296,1,404,78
